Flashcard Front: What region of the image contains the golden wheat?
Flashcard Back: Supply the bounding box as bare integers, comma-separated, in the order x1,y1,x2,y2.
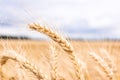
0,50,46,80
29,23,73,53
88,51,113,80
50,45,59,80
29,23,82,80
99,48,116,73
0,22,117,80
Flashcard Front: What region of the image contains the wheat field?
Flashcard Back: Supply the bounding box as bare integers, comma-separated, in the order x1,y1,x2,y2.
0,24,120,80
0,40,120,80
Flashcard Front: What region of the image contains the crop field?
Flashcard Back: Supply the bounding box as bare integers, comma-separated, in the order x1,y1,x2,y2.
0,40,120,80
1,0,120,79
0,24,120,80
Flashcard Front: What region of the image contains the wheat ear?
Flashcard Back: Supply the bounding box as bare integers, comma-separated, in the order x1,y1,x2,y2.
0,50,46,80
29,23,73,53
88,52,113,80
29,23,81,80
99,48,116,73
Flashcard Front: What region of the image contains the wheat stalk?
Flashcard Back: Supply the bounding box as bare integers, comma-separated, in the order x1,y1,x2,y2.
77,59,91,80
88,51,113,80
29,23,82,80
0,50,46,80
99,48,116,73
50,45,59,80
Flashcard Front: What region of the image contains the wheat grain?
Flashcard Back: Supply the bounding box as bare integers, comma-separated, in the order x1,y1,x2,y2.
88,51,113,80
29,23,82,80
99,48,116,73
29,23,73,53
0,50,46,80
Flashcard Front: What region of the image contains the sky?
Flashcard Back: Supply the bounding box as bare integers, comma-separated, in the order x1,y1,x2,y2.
0,0,120,40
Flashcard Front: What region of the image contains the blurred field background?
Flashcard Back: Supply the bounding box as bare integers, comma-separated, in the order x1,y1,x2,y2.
0,40,120,80
0,0,120,80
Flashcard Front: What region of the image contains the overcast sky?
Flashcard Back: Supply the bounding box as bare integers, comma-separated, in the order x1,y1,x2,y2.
0,0,120,39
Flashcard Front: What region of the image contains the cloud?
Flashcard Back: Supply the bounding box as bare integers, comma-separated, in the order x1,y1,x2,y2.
0,0,120,39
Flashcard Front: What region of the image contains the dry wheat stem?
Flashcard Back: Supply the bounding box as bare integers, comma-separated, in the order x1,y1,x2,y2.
50,45,67,80
78,59,91,80
29,23,82,80
88,52,113,80
100,48,116,73
0,50,46,80
50,45,59,80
